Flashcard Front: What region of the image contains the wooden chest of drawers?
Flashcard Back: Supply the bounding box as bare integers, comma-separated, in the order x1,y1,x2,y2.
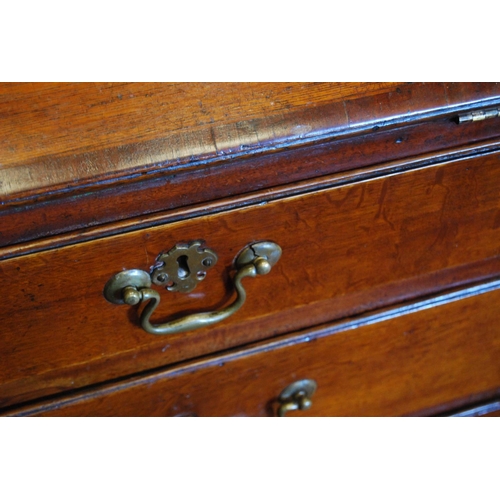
1,82,500,416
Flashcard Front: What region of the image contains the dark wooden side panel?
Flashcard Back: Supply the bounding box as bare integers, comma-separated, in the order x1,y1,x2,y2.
6,280,500,417
2,150,500,408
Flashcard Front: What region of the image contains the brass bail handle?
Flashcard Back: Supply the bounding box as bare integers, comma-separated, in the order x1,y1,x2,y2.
103,241,281,336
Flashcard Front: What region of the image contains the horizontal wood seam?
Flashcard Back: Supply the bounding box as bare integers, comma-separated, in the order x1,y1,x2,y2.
2,138,500,262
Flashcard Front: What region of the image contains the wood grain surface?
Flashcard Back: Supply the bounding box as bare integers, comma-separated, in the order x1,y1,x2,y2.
2,116,500,249
5,138,500,263
0,82,401,169
6,280,500,417
2,83,499,203
2,148,500,408
2,83,500,249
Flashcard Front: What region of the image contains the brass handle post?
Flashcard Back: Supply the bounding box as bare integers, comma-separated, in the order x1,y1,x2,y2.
277,379,317,417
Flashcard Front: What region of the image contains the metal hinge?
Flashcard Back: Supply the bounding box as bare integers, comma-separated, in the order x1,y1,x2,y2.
458,108,500,124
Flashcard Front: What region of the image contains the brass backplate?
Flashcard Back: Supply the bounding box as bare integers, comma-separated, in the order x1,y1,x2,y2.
103,269,152,304
235,241,282,269
279,379,317,402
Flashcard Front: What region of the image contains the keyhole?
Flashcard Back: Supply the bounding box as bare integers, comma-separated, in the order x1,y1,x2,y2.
177,255,190,279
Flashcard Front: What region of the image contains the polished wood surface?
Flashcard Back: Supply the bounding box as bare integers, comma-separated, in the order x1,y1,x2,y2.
2,83,500,417
6,280,500,417
2,83,500,248
0,83,402,169
3,116,500,249
2,146,500,409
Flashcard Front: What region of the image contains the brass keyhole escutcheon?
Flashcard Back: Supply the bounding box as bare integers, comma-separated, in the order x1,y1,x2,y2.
277,379,317,417
150,240,218,293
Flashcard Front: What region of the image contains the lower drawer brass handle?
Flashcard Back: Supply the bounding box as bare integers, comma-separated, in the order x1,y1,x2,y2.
103,241,281,335
278,379,317,417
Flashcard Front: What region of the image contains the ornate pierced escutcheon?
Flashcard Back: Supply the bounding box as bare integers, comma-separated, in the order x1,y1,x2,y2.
150,240,218,293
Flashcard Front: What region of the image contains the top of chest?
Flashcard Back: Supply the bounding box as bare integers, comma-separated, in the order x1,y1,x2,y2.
1,82,500,252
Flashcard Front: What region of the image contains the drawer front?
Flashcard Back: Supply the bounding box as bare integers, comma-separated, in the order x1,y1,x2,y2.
2,150,500,407
7,280,500,417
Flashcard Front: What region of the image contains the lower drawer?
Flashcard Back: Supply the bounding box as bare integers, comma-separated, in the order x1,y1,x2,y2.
6,279,500,417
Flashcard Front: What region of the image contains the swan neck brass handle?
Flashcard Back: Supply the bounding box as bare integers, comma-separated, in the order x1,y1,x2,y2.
131,258,268,335
104,241,281,336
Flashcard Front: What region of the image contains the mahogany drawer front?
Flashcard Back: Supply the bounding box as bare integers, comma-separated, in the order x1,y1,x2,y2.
7,280,500,417
2,149,500,409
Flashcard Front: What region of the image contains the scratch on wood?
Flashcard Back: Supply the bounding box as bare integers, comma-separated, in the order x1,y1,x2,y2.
144,243,149,267
343,100,350,128
442,82,450,106
375,179,389,220
210,126,219,155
